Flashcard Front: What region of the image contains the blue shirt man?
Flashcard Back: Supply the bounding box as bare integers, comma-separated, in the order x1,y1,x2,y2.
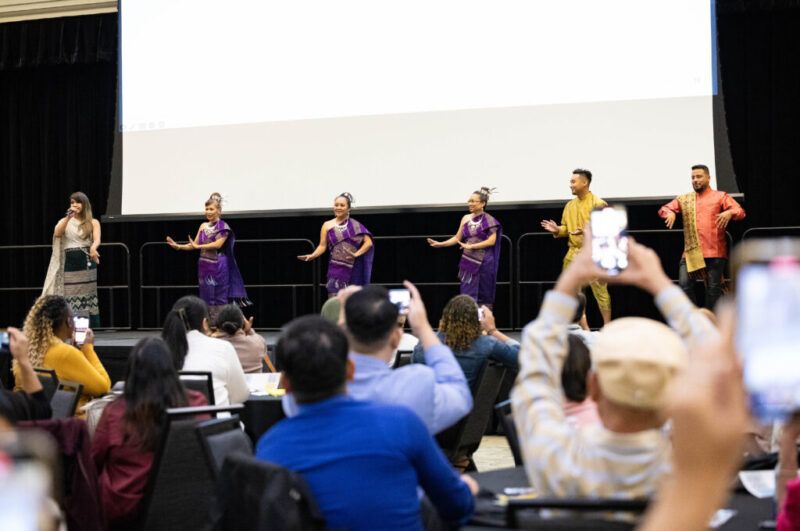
257,314,476,531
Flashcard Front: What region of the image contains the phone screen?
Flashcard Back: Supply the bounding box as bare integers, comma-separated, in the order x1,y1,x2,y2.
73,317,90,345
478,308,485,321
388,289,411,314
737,260,800,422
0,329,9,350
590,206,629,276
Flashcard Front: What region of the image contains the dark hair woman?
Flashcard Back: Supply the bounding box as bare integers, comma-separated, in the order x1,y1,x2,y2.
161,296,249,405
214,304,272,373
91,337,207,528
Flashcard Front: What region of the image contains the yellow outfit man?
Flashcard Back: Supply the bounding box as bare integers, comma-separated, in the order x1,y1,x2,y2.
554,192,612,315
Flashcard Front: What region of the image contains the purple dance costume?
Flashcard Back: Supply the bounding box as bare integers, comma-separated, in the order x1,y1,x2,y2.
197,220,248,315
458,213,502,305
326,218,374,294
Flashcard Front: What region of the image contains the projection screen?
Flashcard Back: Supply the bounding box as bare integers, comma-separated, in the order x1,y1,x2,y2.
116,0,729,217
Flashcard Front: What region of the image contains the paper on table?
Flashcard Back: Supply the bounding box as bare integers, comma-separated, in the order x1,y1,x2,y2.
709,509,737,528
244,372,282,393
739,470,777,499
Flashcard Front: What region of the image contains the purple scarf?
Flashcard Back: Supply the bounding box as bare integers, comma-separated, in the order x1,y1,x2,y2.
326,218,374,291
458,213,502,284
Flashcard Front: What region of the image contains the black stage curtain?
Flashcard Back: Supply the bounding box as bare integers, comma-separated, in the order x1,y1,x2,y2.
718,0,800,226
2,4,800,330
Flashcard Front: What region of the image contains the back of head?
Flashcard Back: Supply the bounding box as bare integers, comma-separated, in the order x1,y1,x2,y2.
23,295,70,367
276,315,349,404
344,286,398,351
161,295,209,371
572,292,587,324
123,337,188,450
320,298,342,323
440,294,481,351
562,335,591,402
591,317,687,412
216,303,245,335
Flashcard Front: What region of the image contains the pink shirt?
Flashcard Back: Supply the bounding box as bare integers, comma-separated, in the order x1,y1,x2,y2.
563,399,601,428
778,478,800,531
658,188,745,258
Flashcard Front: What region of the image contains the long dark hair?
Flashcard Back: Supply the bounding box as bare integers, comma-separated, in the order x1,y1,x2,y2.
161,296,209,371
122,337,188,450
216,304,244,335
561,335,592,402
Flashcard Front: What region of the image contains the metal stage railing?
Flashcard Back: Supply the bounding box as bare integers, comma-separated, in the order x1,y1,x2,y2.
0,242,133,330
742,226,800,240
366,234,515,328
138,238,318,330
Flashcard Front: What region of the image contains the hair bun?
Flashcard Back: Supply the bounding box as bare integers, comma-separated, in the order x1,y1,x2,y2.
480,187,496,196
208,192,223,205
339,192,355,206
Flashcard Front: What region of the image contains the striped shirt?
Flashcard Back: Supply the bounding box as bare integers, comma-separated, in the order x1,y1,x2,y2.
511,286,717,499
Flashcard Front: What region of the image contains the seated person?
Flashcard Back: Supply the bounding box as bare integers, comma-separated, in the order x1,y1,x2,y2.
411,294,518,387
92,337,207,528
0,328,52,424
283,282,472,435
511,234,716,499
17,295,111,409
567,292,599,347
161,296,249,405
561,334,600,427
257,315,476,531
777,414,800,531
214,304,269,373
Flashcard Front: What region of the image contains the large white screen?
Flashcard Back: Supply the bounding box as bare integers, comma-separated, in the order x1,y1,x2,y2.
120,0,717,215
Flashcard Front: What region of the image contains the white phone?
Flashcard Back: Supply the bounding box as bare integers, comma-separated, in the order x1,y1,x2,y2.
590,206,629,276
388,289,411,315
73,316,90,345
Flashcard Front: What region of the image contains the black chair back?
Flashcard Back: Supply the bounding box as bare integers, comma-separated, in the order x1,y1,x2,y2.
494,399,524,466
436,361,507,470
196,416,253,478
34,368,59,401
391,352,412,369
0,349,13,390
207,453,325,531
136,404,244,531
179,371,216,405
50,380,83,419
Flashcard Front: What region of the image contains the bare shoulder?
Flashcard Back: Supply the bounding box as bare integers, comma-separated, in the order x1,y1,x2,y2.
91,218,101,228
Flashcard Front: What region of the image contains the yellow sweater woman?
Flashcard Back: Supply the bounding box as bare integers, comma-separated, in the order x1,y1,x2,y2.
17,295,111,410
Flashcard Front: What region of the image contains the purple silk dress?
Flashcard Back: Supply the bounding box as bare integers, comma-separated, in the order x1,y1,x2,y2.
458,213,502,305
197,220,248,309
326,218,374,294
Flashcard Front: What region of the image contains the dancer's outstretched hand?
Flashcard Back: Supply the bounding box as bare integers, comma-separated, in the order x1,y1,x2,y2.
540,219,559,234
427,238,443,248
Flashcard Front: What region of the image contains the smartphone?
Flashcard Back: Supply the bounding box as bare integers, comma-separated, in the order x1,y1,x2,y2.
737,257,800,422
478,308,485,321
0,328,9,350
388,289,411,314
73,317,90,345
590,206,629,276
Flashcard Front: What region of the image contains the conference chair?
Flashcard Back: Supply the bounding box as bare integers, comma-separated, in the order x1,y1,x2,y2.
436,361,507,471
50,381,83,419
34,368,59,401
494,399,524,466
178,371,216,405
196,416,253,478
136,404,244,531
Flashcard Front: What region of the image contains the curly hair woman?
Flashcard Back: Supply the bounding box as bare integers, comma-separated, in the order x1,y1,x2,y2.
411,294,519,387
18,294,111,409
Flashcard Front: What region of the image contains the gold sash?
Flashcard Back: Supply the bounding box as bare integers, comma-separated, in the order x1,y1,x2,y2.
678,192,706,276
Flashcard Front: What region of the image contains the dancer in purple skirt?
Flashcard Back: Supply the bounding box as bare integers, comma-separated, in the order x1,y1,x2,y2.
298,192,374,297
166,193,248,323
428,187,502,309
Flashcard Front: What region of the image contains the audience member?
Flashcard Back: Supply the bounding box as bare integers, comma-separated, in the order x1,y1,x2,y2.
284,281,472,434
214,304,270,373
319,297,341,323
161,296,249,405
637,304,746,531
18,295,111,409
0,328,52,423
567,292,599,347
511,229,717,499
411,294,518,387
92,337,207,528
777,414,800,531
561,334,600,427
257,315,476,531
